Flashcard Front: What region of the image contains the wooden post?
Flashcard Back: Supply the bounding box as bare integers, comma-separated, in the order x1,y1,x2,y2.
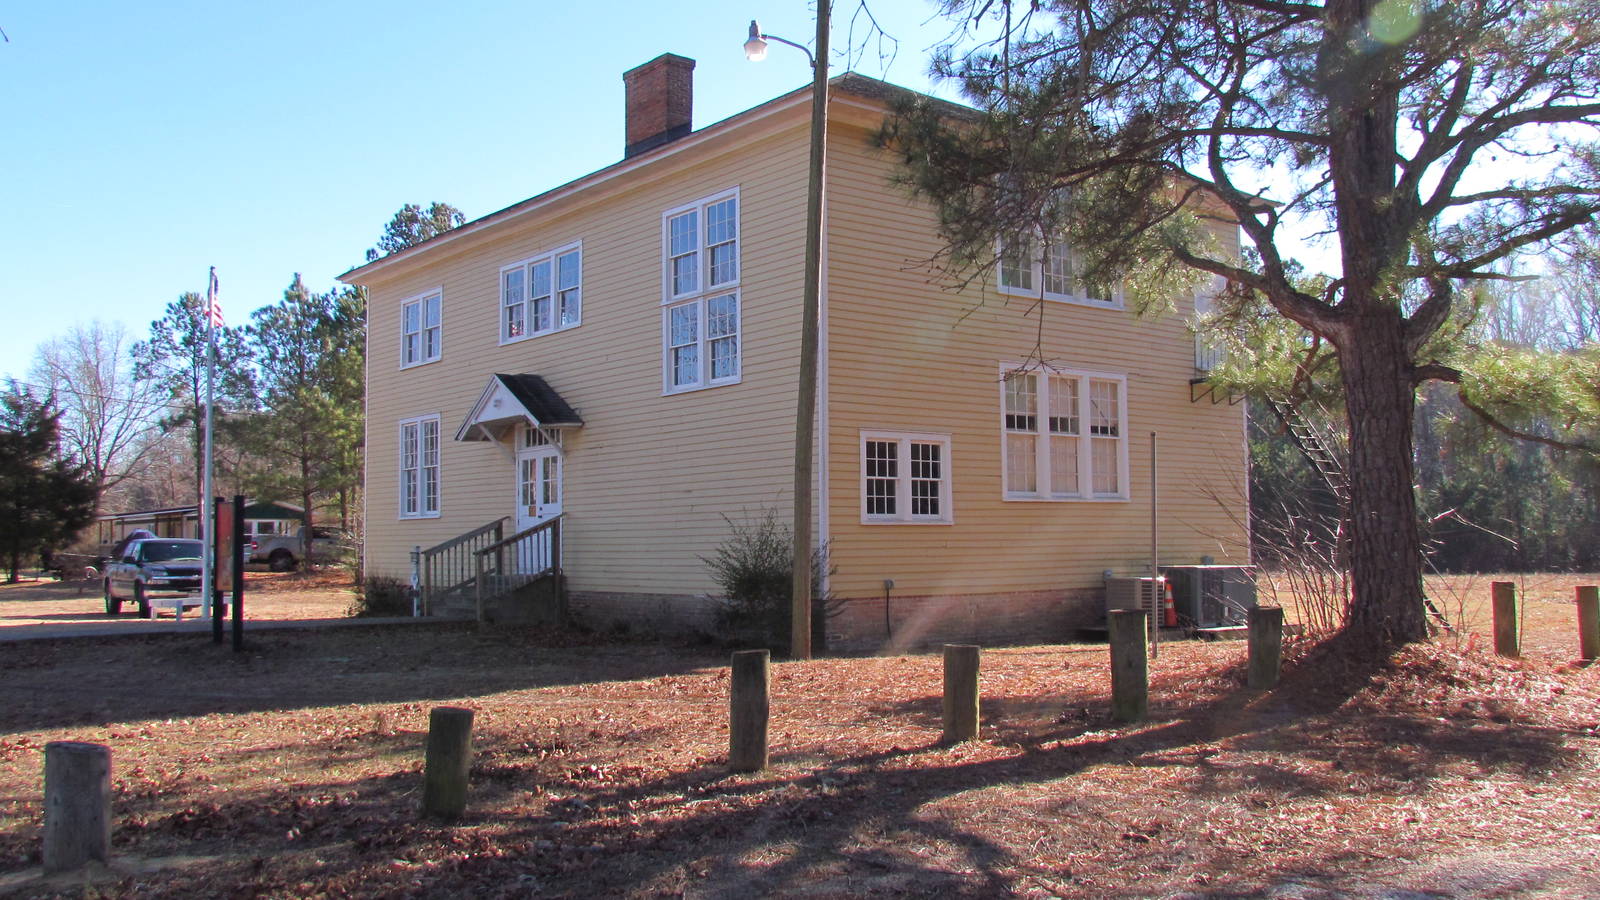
42,741,111,873
1108,609,1148,723
729,649,770,773
1247,606,1285,689
942,644,981,743
1577,585,1599,661
1492,581,1520,658
422,707,474,820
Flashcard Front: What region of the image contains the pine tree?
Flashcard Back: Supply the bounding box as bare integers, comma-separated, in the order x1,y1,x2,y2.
0,383,97,582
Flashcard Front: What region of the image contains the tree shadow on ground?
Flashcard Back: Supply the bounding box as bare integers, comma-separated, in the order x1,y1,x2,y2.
0,625,725,734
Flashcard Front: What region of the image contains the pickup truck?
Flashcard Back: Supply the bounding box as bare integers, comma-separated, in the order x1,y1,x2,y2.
103,538,205,617
250,527,348,571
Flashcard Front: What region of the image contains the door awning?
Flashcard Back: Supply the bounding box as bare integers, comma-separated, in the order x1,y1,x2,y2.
456,374,584,442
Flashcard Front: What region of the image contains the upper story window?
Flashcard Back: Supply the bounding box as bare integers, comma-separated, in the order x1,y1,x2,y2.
998,234,1120,308
1002,368,1128,501
401,291,442,367
399,414,442,519
861,431,954,524
502,243,581,343
663,189,741,393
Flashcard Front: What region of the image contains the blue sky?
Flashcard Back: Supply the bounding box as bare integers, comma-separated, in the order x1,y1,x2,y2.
0,1,963,383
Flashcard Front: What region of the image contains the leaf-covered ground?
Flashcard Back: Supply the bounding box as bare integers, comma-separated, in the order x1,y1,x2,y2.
1,593,1598,897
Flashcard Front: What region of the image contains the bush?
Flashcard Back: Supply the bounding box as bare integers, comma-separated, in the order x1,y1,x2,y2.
704,511,836,654
350,574,412,618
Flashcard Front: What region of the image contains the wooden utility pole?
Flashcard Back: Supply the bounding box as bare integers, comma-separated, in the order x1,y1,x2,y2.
790,1,831,661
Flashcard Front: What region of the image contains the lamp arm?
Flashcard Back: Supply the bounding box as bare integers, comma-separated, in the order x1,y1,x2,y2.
760,32,816,68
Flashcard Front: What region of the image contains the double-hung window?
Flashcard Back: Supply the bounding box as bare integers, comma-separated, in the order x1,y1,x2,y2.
998,233,1119,307
399,414,441,518
1002,369,1127,500
502,243,581,343
861,431,953,524
400,291,442,367
663,189,740,393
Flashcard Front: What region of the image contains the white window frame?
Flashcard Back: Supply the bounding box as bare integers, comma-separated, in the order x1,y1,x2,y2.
1000,367,1130,502
398,413,442,519
500,241,582,345
859,430,954,525
996,233,1123,309
399,289,442,368
662,188,742,394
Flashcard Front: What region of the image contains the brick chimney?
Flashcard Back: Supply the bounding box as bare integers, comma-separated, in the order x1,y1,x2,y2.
623,54,695,158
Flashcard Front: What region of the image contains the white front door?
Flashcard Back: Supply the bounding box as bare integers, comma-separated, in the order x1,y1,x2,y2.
513,426,562,573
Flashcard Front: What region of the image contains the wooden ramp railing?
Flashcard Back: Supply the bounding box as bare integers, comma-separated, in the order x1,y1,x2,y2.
418,518,506,616
474,515,563,625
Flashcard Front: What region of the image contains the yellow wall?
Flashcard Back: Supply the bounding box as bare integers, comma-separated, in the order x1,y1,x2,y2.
821,104,1249,603
354,107,813,596
352,88,1247,614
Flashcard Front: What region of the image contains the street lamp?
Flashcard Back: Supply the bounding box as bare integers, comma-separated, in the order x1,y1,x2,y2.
746,9,829,660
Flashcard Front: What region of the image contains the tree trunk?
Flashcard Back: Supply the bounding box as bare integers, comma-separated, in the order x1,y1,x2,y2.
1340,317,1428,645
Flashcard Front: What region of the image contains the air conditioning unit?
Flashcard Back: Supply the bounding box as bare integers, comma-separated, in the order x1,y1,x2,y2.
1162,565,1256,628
1104,575,1167,621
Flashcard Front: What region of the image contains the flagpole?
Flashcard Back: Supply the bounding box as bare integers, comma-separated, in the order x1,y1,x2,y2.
201,267,218,620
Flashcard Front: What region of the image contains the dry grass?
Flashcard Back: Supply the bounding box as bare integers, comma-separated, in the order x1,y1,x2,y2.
0,580,1597,898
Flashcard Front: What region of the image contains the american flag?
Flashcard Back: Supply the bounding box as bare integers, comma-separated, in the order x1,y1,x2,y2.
205,267,224,328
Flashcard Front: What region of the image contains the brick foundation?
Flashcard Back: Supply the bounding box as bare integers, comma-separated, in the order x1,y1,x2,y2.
568,587,1103,651
568,590,719,638
826,588,1104,653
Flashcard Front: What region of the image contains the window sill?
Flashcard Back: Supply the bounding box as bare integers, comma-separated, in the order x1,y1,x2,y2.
1002,493,1130,503
1041,293,1124,310
663,376,742,396
860,517,954,526
398,512,442,521
500,322,581,346
399,357,442,371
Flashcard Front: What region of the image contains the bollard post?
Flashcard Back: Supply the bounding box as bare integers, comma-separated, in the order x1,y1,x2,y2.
941,644,981,743
42,741,111,873
422,707,474,820
1247,607,1285,690
1577,585,1599,661
1108,609,1149,723
729,649,770,773
1491,581,1520,658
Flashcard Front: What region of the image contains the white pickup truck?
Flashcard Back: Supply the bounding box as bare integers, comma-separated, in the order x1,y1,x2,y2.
103,538,205,617
250,527,348,571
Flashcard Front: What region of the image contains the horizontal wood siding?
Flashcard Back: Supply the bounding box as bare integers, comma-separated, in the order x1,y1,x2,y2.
823,112,1249,603
359,115,812,597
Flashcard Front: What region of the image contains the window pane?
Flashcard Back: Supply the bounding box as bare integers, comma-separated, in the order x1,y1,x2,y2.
556,251,580,290
424,295,440,327
670,211,699,295
672,345,699,387
532,296,552,333
669,211,698,256
424,325,440,360
1006,433,1037,493
1093,438,1119,494
404,332,419,365
669,304,698,346
865,440,898,516
672,253,699,295
707,198,738,286
1004,373,1037,432
910,442,941,517
529,261,551,297
1048,375,1078,434
1051,435,1080,494
999,235,1033,291
707,294,737,338
709,242,737,286
705,198,736,246
1090,380,1120,436
519,457,535,508
1043,240,1073,296
403,302,419,334
541,456,558,506
710,337,738,380
504,303,525,339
